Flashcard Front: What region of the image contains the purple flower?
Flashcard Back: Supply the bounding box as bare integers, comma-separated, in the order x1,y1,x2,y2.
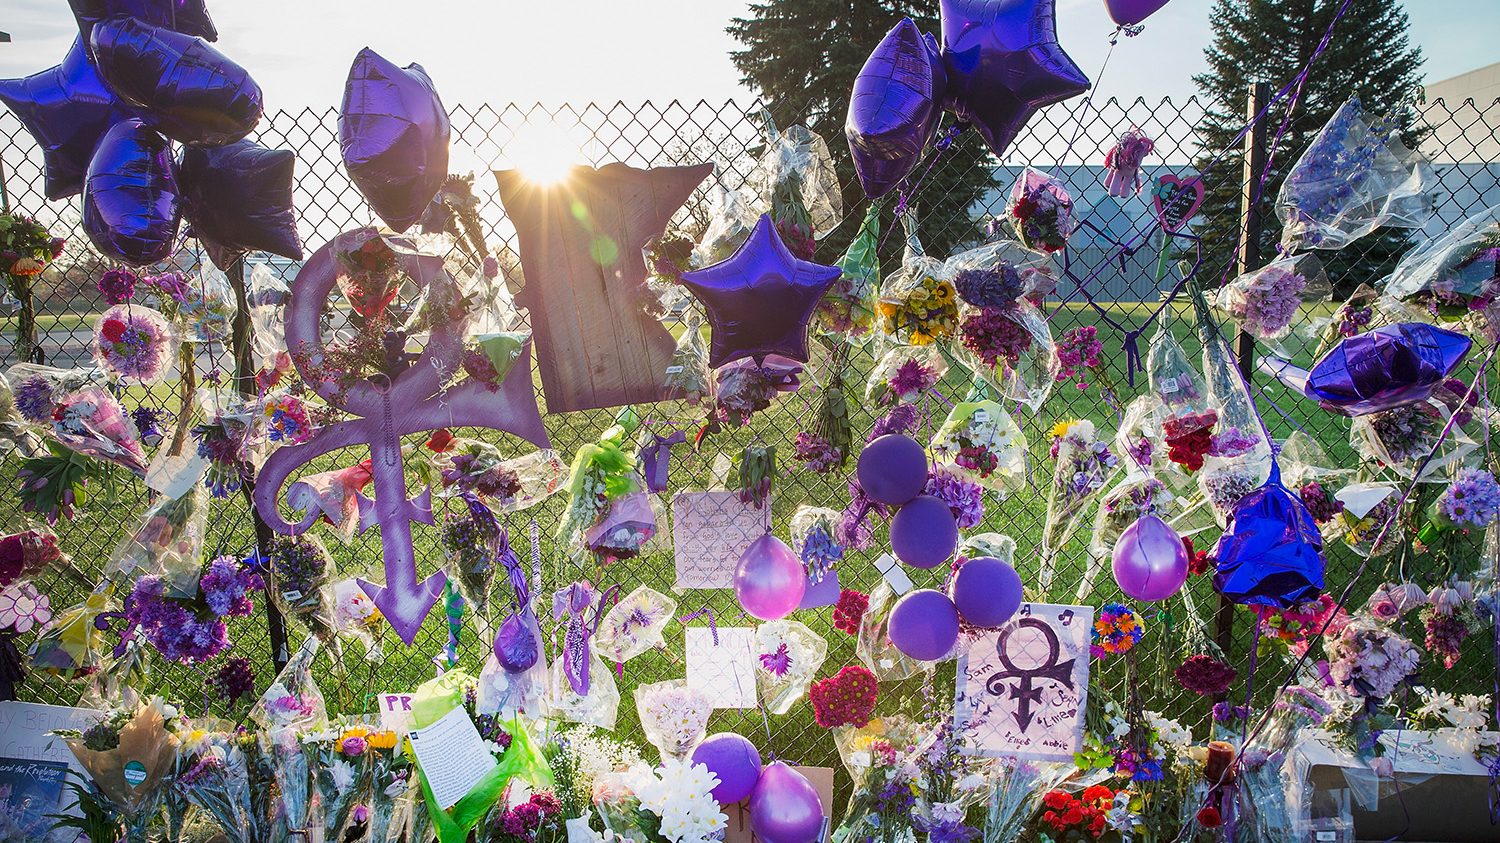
759,643,792,677
887,358,938,401
209,657,255,705
1438,468,1500,529
954,265,1023,309
97,268,138,305
870,404,919,440
925,468,985,529
12,375,54,423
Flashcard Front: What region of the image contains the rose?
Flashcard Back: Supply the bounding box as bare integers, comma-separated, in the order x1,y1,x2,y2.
1370,600,1399,621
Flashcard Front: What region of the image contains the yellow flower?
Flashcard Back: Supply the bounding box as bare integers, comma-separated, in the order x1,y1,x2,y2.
367,730,399,750
1049,420,1077,439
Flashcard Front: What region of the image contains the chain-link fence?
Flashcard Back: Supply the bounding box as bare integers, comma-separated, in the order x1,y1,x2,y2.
3,94,1499,795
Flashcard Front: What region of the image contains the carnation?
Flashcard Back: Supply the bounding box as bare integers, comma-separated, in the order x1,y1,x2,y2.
1174,654,1237,696
809,665,878,728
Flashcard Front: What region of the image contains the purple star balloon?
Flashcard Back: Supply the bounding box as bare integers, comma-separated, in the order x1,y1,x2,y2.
1258,322,1472,417
1213,466,1326,609
82,119,183,266
69,0,218,47
339,48,451,234
846,18,947,199
0,38,129,200
179,140,304,271
939,0,1090,158
90,16,263,148
678,213,842,369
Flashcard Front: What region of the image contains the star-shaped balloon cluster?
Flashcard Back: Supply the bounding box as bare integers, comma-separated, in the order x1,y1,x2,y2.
0,0,302,269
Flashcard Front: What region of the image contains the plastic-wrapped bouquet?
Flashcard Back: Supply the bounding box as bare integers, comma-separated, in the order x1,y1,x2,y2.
1382,204,1500,340
1008,168,1075,252
866,344,946,405
265,534,339,647
93,304,178,384
633,680,713,761
595,585,678,667
251,639,328,840
831,723,923,843
123,554,262,665
175,727,268,843
594,758,728,843
946,251,1059,410
193,391,262,499
57,697,186,843
1325,615,1421,701
1055,325,1115,401
820,203,881,335
303,722,381,843
877,216,959,345
1420,580,1481,670
1251,594,1342,657
930,400,1027,492
1336,482,1403,558
790,505,844,591
1216,253,1330,346
557,424,644,558
40,385,149,477
0,212,66,363
1422,468,1500,540
1103,127,1154,198
749,119,842,259
755,618,829,715
1040,419,1120,592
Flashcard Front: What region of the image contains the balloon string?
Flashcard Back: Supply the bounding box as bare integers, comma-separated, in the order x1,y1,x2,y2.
1050,38,1118,178
678,605,719,646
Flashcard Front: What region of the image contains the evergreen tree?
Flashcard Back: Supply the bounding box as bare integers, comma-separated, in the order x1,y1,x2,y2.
1192,0,1423,294
728,1,997,258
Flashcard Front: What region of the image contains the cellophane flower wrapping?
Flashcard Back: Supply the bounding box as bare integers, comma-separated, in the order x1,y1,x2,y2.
585,491,660,565
866,343,947,405
821,203,881,336
175,726,265,843
92,304,179,385
595,585,678,666
1382,203,1500,340
1191,283,1271,526
0,372,44,457
983,760,1070,843
549,649,620,730
930,400,1028,493
304,720,381,843
1280,430,1354,539
362,722,421,843
265,533,340,649
45,385,150,477
1040,419,1121,593
877,215,959,346
693,185,758,266
103,485,207,598
594,758,728,843
1008,168,1075,253
331,577,383,660
250,637,327,839
831,716,925,843
557,424,641,558
247,262,292,372
478,648,550,722
754,618,829,715
1351,399,1476,480
193,388,265,499
1216,253,1331,353
790,505,844,589
1236,686,1338,840
1335,481,1403,558
665,311,712,404
633,679,713,761
4,363,102,426
857,581,925,681
60,697,184,842
749,120,843,257
1277,96,1434,253
27,584,110,681
175,264,236,342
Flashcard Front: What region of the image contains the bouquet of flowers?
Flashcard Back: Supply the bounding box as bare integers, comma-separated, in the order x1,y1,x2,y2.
749,119,842,259
429,433,565,511
1216,253,1331,348
633,680,712,760
330,578,384,659
1325,615,1420,701
481,789,565,843
1145,320,1208,416
335,229,404,319
286,460,374,541
1351,399,1471,476
595,585,678,667
172,264,237,343
665,311,712,405
706,357,800,431
41,385,149,477
866,344,946,405
265,534,339,647
1251,594,1343,657
557,424,644,558
877,216,958,345
831,725,923,843
93,304,178,385
192,391,262,499
1040,420,1120,592
1008,168,1075,253
440,495,505,638
594,758,728,843
303,722,381,842
548,726,644,826
693,186,758,266
16,441,100,524
754,618,829,715
1421,580,1482,669
819,203,881,336
27,584,110,681
1382,204,1500,339
0,372,44,457
57,697,185,843
363,724,419,843
790,505,844,592
1091,603,1144,660
1086,474,1171,596
174,727,266,843
123,554,262,665
983,760,1070,843
0,212,65,363
250,638,327,840
1420,467,1500,542
1336,482,1404,558
105,486,209,595
930,400,1027,492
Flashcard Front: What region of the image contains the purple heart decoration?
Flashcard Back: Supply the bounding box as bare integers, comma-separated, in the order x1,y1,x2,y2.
1152,174,1204,234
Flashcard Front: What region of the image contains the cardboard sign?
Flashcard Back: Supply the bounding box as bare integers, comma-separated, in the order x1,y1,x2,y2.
0,702,97,842
672,491,772,589
724,765,834,843
377,692,416,734
954,603,1093,761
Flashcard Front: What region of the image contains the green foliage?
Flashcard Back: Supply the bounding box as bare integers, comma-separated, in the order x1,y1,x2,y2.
45,774,123,843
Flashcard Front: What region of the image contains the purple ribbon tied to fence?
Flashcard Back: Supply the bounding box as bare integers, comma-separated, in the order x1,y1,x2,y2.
638,430,687,493
253,228,550,646
553,581,620,696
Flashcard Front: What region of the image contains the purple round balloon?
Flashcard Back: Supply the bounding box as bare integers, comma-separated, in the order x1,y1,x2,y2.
83,118,182,266
1260,322,1472,417
692,733,763,805
749,762,824,843
1111,515,1188,602
677,214,842,369
951,556,1023,627
846,18,947,199
1214,469,1326,609
180,140,304,271
69,0,218,48
939,0,1091,158
735,534,807,621
888,588,960,661
1103,0,1171,26
339,48,452,234
856,434,928,506
91,16,263,147
0,38,128,200
890,495,958,569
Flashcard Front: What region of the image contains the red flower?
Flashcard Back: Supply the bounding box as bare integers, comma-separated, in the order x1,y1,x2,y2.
808,664,878,728
832,588,869,635
1197,806,1223,828
1081,784,1115,804
1061,806,1084,826
426,428,457,453
1042,790,1071,811
1183,536,1212,576
100,317,126,343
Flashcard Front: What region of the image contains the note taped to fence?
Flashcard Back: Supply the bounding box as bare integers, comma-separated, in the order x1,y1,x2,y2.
407,706,498,810
685,626,757,709
672,491,771,589
954,603,1093,761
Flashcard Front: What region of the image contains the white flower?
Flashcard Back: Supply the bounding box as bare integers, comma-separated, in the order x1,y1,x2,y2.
955,773,986,793
931,801,966,824
329,759,356,795
1418,690,1457,723
1144,710,1191,749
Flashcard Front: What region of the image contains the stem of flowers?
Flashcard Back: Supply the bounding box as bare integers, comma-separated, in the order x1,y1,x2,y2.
168,341,198,457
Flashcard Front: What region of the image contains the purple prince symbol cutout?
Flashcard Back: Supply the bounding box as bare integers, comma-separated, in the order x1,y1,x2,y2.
254,229,550,644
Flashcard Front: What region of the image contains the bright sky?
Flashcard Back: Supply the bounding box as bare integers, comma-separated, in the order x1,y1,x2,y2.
3,1,1496,113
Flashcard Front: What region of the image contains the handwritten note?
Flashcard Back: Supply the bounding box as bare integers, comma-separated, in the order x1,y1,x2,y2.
377,692,416,733
954,603,1092,761
686,626,758,709
672,491,772,589
407,707,498,810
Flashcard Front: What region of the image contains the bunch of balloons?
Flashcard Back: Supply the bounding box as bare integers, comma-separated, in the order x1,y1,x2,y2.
0,0,303,269
691,733,825,843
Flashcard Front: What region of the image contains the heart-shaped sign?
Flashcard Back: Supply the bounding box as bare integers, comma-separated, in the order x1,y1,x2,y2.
1152,174,1204,234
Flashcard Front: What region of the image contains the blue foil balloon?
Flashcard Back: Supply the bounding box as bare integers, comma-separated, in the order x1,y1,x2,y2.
939,0,1090,158
179,140,304,271
69,0,218,47
339,48,452,233
678,214,842,369
1258,322,1472,417
846,18,946,199
90,16,263,147
1212,466,1326,609
0,38,129,200
83,119,183,266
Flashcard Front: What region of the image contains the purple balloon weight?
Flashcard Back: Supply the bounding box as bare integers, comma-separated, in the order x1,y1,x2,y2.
339,48,452,233
1259,322,1472,417
939,0,1091,158
91,16,262,147
1214,467,1326,609
951,556,1023,627
890,495,958,569
856,434,928,506
692,733,763,805
677,214,842,369
1103,0,1171,26
69,0,217,47
1111,515,1188,602
749,762,824,843
83,119,183,266
735,534,807,621
888,588,960,661
846,18,947,199
180,140,304,271
0,38,129,200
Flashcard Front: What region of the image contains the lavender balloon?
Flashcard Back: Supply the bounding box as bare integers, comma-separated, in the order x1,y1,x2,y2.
0,38,128,200
888,588,960,660
69,0,218,47
90,16,263,147
1103,0,1172,26
856,434,928,505
677,214,841,368
749,763,824,843
939,0,1090,158
889,495,958,569
82,119,182,266
951,556,1023,627
179,140,304,270
339,48,452,233
1259,322,1471,417
846,18,947,199
1111,515,1188,602
734,534,806,621
692,733,763,805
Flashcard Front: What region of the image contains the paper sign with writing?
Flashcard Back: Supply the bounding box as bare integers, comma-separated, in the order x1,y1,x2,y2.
377,692,416,733
686,626,758,709
954,603,1092,761
0,702,95,839
672,491,772,589
407,706,499,810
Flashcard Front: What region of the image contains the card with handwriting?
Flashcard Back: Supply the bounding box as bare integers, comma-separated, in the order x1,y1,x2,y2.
672,491,771,589
686,626,758,709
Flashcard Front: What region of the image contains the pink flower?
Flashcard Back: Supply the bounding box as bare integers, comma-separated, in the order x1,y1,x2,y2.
1370,600,1399,621
1369,757,1394,777
0,582,51,633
